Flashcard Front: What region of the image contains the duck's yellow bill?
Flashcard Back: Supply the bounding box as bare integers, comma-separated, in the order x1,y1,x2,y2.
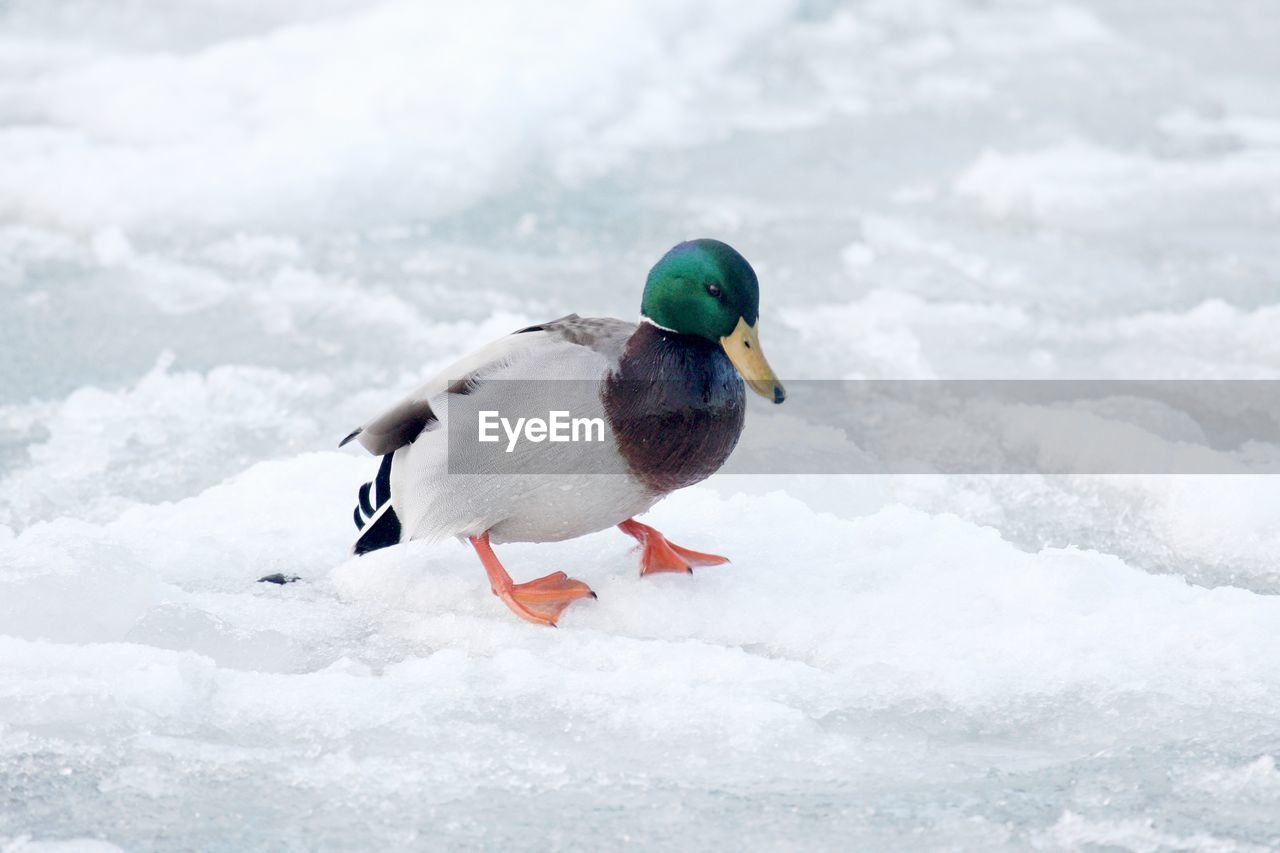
720,317,786,404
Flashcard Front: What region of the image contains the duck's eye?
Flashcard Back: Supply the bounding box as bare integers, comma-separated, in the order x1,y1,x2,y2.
706,283,722,299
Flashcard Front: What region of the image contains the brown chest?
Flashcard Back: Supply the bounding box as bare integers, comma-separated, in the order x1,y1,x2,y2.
602,324,746,494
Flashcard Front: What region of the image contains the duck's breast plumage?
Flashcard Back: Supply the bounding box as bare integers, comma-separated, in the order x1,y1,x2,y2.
603,322,746,494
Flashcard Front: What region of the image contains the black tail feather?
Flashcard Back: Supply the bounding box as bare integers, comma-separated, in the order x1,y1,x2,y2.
352,453,400,554
374,453,392,505
354,503,402,555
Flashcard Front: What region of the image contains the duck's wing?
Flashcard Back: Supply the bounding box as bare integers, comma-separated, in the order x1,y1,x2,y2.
340,314,635,456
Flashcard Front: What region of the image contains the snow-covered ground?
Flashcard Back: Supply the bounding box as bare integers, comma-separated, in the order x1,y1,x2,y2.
3,1,1280,849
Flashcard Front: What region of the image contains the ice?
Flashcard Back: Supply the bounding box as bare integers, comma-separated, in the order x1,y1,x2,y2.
3,0,1280,849
6,469,1280,847
1,840,125,853
0,1,796,229
953,140,1280,223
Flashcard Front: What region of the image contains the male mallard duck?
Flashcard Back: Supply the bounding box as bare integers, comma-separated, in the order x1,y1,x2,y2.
341,239,784,625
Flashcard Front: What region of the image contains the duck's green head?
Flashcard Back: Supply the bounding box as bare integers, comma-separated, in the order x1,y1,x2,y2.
640,239,785,404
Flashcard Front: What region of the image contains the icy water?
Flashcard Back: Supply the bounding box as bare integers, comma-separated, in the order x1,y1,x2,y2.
2,1,1280,850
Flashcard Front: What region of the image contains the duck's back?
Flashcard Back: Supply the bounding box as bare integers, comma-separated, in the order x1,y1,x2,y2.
349,316,648,549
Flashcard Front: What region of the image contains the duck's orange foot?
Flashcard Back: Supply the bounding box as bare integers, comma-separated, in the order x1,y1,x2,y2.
617,518,729,577
500,571,596,626
469,533,595,627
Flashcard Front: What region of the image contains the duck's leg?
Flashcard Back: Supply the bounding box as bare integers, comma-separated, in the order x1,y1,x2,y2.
468,532,596,626
617,518,729,576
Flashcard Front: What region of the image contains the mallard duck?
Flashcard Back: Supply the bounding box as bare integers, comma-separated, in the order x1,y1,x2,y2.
341,238,784,625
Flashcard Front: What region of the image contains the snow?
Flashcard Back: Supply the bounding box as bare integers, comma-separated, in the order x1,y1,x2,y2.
2,0,1280,849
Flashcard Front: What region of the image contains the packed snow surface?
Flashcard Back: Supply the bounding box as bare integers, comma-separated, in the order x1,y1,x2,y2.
2,0,1280,850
